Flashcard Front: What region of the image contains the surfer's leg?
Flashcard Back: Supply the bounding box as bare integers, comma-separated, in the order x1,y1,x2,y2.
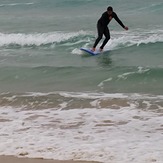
93,23,104,49
100,27,110,50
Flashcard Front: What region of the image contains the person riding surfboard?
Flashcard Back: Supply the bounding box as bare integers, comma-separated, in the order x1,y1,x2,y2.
92,6,128,52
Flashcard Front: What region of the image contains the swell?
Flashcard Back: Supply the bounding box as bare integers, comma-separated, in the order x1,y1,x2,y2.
0,65,163,79
0,66,163,94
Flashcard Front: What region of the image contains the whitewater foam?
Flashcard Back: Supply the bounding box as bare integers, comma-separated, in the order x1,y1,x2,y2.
0,31,88,47
105,29,163,50
0,99,163,162
0,29,162,51
0,92,163,162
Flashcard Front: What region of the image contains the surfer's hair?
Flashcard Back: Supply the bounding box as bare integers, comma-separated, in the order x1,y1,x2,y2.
107,6,113,12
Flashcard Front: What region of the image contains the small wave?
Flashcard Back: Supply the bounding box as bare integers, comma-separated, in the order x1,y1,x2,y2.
0,31,88,48
0,2,34,7
0,29,162,50
117,67,150,80
98,66,150,88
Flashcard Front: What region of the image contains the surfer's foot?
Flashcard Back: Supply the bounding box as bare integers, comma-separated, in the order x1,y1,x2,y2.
99,48,103,52
91,48,96,52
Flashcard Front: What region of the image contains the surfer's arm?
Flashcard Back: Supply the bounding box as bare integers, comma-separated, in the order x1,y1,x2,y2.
113,12,128,30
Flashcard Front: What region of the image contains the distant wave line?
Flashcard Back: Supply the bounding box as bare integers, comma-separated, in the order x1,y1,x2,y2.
0,2,34,7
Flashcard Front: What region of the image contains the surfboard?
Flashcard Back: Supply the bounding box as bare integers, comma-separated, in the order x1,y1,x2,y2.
80,48,100,56
80,48,109,56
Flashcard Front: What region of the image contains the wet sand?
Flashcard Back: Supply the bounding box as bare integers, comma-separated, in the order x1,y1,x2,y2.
0,156,101,163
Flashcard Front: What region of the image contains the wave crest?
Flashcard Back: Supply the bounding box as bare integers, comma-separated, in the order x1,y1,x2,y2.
0,31,88,47
0,29,163,49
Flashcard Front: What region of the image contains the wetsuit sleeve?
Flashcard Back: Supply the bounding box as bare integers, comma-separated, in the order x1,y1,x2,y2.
113,12,125,28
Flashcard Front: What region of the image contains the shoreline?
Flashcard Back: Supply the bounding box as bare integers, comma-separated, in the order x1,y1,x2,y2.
0,156,101,163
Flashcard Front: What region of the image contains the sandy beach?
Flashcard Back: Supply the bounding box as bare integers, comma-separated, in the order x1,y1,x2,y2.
0,156,101,163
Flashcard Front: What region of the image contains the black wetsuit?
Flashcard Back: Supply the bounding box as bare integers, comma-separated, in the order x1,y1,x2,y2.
93,11,125,49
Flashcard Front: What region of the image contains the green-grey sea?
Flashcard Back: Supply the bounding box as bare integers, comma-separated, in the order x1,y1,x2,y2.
0,0,163,162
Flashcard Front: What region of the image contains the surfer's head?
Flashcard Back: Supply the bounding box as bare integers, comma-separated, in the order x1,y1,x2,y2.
107,6,113,15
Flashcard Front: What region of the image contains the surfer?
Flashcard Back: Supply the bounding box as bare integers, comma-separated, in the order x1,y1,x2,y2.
92,6,128,52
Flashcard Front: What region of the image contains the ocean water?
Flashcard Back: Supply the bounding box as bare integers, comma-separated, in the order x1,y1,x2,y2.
0,0,163,163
